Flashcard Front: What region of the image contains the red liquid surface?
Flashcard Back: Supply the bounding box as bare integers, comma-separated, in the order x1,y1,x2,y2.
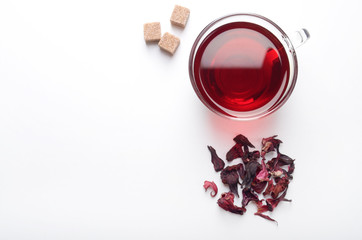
194,22,290,113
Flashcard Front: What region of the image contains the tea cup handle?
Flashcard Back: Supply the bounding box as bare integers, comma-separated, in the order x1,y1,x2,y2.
290,28,310,48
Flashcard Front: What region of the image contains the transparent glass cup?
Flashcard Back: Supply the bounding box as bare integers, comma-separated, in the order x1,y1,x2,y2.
189,13,309,120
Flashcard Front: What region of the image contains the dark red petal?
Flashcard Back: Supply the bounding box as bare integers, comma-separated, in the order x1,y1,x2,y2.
242,188,259,207
241,161,260,189
254,200,277,223
203,181,218,197
266,157,278,171
287,162,295,176
217,192,246,215
251,179,268,194
220,165,241,197
261,135,282,157
207,146,225,172
255,212,277,223
278,154,295,165
226,144,244,162
271,176,289,199
236,163,245,180
233,134,255,148
266,187,291,210
263,179,274,196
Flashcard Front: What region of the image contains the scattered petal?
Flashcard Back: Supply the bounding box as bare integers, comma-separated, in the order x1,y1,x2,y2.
242,188,259,207
266,187,291,210
254,200,277,222
203,181,218,197
207,146,225,172
241,161,260,189
261,135,282,157
263,179,274,196
271,176,289,199
279,154,295,165
226,144,244,162
236,163,245,180
217,192,246,215
220,165,241,197
251,179,268,194
233,134,255,148
256,158,269,182
287,162,295,176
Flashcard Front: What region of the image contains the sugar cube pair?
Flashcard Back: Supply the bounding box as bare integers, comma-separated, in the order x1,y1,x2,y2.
143,5,190,55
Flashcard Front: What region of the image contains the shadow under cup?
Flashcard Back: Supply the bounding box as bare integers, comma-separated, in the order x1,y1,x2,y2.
189,14,300,121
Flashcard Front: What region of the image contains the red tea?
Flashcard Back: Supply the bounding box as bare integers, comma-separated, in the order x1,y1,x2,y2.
193,22,290,113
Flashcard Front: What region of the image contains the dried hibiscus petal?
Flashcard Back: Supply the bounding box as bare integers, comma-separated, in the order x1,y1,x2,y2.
251,179,268,194
203,181,218,197
233,134,255,148
226,143,244,162
279,154,295,165
266,188,291,210
263,179,274,196
241,161,260,190
287,162,295,176
271,176,290,199
256,158,269,182
242,188,259,207
220,165,241,197
207,146,225,172
255,200,277,222
261,135,282,157
266,157,278,171
217,192,246,215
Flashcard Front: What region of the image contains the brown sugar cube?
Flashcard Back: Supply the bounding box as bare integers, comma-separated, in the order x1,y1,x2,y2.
158,32,180,55
143,22,161,42
170,5,190,28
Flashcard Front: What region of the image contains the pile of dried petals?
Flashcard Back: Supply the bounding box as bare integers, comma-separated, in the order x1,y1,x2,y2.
203,134,295,223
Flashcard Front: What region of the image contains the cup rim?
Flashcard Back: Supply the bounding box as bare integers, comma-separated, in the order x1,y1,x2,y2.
188,13,298,121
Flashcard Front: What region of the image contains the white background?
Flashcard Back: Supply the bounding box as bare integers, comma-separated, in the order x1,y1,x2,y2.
1,0,362,239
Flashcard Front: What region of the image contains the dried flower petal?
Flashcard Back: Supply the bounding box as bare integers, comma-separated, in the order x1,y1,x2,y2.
271,176,290,199
217,192,246,215
287,162,295,176
220,165,241,197
203,181,218,197
263,179,274,196
242,188,259,207
254,200,276,222
266,187,291,210
236,163,245,180
266,157,278,171
279,154,295,165
233,134,255,148
241,161,260,189
251,179,268,194
226,144,244,162
261,135,282,157
207,146,225,172
256,159,269,182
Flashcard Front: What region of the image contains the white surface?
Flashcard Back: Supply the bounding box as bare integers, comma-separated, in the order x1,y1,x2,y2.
1,0,362,239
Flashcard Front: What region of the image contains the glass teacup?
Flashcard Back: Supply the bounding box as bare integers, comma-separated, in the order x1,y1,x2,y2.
189,13,309,120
